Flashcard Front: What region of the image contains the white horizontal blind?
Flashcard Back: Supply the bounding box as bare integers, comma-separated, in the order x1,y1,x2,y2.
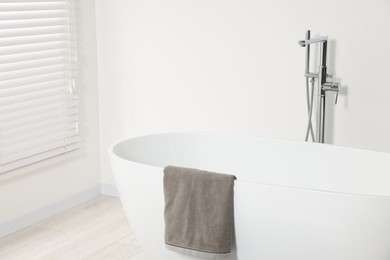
0,0,79,174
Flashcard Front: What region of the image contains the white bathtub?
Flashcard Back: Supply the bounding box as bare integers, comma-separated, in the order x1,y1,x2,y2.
109,133,390,260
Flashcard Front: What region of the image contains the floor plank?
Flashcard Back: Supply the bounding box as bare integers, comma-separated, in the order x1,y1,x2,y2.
40,217,130,260
0,195,145,260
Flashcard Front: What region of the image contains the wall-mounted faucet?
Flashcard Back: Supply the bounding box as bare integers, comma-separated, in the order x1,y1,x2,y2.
299,30,340,143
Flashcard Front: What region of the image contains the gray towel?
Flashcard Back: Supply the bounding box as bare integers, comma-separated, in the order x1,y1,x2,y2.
163,166,236,259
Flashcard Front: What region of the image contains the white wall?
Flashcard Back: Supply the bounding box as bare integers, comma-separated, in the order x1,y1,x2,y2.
95,0,390,186
0,0,100,237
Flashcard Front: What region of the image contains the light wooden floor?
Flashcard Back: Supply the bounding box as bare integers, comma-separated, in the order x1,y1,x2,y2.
0,196,148,260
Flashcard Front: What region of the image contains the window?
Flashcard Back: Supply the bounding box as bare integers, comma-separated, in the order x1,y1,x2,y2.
0,0,79,174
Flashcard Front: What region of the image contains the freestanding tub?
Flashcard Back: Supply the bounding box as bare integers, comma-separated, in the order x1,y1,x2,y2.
109,133,390,260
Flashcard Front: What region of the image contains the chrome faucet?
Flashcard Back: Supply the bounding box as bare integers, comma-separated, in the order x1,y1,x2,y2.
299,30,340,143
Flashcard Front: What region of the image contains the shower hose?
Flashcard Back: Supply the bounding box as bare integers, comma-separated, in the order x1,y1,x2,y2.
305,77,315,142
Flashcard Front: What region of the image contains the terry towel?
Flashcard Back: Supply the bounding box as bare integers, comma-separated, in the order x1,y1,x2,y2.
163,166,236,259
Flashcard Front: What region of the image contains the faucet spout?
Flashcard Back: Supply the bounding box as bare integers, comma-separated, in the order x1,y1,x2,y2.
298,36,328,47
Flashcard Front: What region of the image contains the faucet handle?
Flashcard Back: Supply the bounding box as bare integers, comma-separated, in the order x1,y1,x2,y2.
323,81,340,104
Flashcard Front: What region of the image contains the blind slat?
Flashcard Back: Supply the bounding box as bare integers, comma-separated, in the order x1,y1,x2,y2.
0,71,72,89
0,0,68,3
0,96,77,115
1,136,80,166
0,49,67,64
0,120,76,140
0,3,67,12
0,86,69,106
0,41,68,56
1,113,77,133
2,130,78,154
0,33,68,47
0,10,68,21
0,25,68,38
0,99,77,120
2,128,78,151
1,142,80,174
0,17,67,30
0,57,68,74
0,63,71,82
0,79,64,97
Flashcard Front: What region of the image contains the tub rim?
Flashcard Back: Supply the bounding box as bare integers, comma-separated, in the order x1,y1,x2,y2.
108,131,390,199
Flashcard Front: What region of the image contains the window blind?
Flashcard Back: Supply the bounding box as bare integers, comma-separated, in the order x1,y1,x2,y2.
0,0,79,174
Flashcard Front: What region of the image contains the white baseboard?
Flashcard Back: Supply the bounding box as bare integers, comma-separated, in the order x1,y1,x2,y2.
101,183,119,197
0,185,100,238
